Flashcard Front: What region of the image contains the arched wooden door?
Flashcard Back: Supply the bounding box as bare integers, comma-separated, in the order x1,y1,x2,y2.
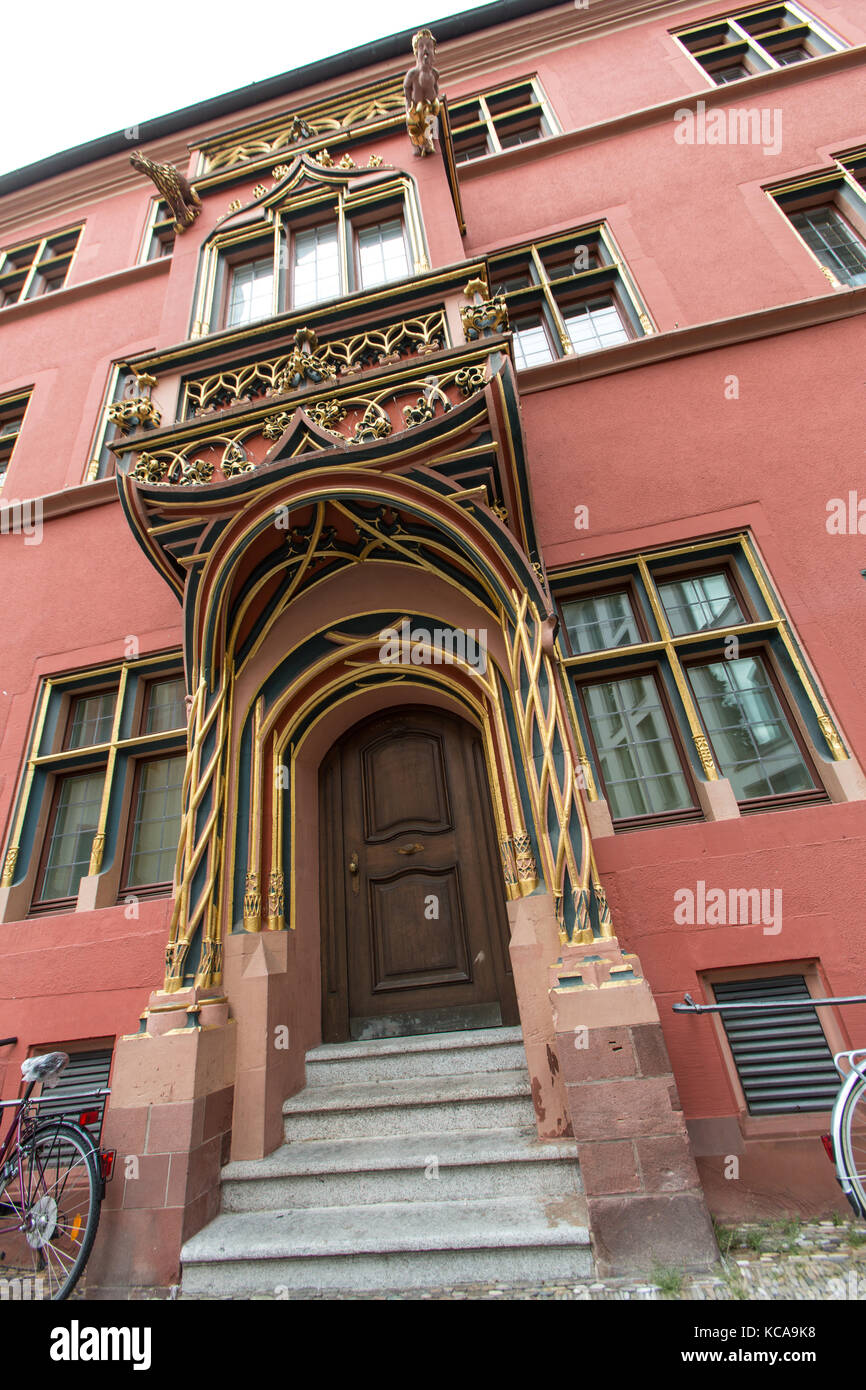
319,707,518,1041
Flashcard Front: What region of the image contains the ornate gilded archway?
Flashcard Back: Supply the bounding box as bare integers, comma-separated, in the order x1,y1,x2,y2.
117,351,612,994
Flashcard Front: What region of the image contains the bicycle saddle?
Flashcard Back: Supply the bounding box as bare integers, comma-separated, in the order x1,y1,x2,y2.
21,1052,69,1088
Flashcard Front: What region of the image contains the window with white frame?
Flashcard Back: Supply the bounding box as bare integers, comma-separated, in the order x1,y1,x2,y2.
770,157,866,288
673,3,847,84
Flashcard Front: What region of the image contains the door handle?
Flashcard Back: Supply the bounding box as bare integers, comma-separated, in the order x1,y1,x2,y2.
348,852,359,875
396,842,424,855
348,851,359,895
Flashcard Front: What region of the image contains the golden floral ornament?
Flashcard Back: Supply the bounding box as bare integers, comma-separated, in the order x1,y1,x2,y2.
314,148,335,167
253,183,268,199
227,198,242,213
309,399,347,432
367,154,383,168
271,165,291,180
263,413,292,441
338,154,356,170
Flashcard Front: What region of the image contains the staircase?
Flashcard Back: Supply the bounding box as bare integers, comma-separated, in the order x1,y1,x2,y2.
180,1026,592,1295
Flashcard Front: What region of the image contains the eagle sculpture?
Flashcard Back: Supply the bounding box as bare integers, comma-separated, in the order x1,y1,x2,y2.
129,152,202,231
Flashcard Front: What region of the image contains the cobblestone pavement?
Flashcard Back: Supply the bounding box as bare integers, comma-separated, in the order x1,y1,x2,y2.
172,1221,866,1300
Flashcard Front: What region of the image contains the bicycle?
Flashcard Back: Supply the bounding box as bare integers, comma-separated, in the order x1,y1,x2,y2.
673,992,866,1220
0,1039,115,1300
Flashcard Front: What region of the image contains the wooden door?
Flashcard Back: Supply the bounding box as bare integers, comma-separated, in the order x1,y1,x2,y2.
319,708,518,1041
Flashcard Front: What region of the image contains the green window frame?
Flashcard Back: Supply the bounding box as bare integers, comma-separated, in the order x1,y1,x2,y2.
0,388,32,492
449,78,558,164
0,654,188,917
553,534,843,828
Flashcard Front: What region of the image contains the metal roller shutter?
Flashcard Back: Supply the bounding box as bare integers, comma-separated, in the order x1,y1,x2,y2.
33,1048,112,1142
712,975,839,1115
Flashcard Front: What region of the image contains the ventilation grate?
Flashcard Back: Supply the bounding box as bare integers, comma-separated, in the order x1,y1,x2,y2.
712,975,839,1115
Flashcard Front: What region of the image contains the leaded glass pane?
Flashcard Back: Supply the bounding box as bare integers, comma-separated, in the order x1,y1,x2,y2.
128,756,185,887
562,592,640,654
583,675,692,819
656,572,745,636
145,678,187,734
789,208,866,287
563,297,629,354
67,691,116,748
41,771,104,901
227,257,274,326
689,657,814,799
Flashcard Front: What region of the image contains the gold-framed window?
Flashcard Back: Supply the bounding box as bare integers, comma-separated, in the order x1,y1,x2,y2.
0,226,82,307
448,77,558,164
552,534,846,829
488,223,652,366
138,199,176,263
672,2,846,85
767,154,866,288
0,655,188,918
0,388,32,492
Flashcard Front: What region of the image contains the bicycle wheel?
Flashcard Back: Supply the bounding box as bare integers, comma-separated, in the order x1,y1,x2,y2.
0,1121,101,1300
838,1075,866,1219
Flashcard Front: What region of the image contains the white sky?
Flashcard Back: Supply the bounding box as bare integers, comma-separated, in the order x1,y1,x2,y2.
0,0,503,178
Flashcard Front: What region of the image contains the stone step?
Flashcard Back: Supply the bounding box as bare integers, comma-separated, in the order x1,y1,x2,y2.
305,1026,527,1085
180,1194,592,1294
282,1069,535,1141
222,1127,580,1211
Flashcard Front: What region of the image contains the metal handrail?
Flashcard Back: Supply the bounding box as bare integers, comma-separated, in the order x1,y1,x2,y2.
673,991,866,1015
0,1087,111,1110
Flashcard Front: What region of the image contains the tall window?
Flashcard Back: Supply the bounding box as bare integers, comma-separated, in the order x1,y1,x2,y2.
449,79,558,163
0,227,82,307
141,200,176,261
0,389,32,490
3,655,188,916
488,226,649,369
555,537,833,829
356,219,409,290
226,255,275,326
124,756,185,889
292,224,341,307
673,3,846,84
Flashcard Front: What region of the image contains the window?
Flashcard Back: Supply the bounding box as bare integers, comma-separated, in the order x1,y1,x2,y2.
555,536,836,828
292,224,340,308
787,207,866,287
227,254,276,326
0,227,81,306
0,655,188,917
86,367,128,482
67,690,117,748
770,161,866,288
710,975,840,1114
489,226,649,370
674,3,845,84
356,218,409,290
144,677,187,734
141,200,176,261
449,79,557,164
123,755,185,890
0,389,31,490
198,180,424,335
37,772,106,905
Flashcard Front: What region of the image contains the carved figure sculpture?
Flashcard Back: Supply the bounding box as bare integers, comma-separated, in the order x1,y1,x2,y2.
129,152,202,231
404,29,440,157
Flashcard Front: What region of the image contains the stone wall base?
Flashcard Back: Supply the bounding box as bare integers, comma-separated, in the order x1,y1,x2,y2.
550,937,718,1277
87,988,235,1292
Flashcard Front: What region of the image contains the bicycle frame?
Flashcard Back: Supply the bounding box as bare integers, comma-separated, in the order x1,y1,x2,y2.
0,1082,112,1233
830,1049,866,1217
